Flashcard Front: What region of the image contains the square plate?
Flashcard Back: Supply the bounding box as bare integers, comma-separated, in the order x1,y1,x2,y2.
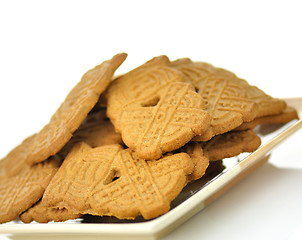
1,98,302,240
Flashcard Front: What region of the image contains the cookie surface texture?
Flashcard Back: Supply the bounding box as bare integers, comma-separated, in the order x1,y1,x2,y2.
107,56,211,159
43,142,194,220
0,157,60,223
0,134,36,180
25,53,127,166
214,67,287,118
172,60,258,141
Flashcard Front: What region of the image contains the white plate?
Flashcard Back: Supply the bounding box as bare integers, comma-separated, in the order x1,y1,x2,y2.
1,98,302,240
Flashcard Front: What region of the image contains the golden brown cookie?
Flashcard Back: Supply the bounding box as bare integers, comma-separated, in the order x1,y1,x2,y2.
215,67,287,118
170,58,216,85
0,156,60,224
107,56,211,159
43,142,194,220
106,55,187,129
182,142,209,182
20,200,81,223
181,130,261,182
58,108,122,158
172,58,287,140
235,106,299,131
201,130,261,161
172,59,258,141
24,53,127,166
0,134,36,180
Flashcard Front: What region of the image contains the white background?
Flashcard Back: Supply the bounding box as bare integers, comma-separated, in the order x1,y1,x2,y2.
0,1,302,239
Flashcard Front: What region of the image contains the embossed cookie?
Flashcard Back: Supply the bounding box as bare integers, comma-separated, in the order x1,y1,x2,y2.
176,61,286,118
215,67,287,118
24,53,127,166
107,55,188,129
20,200,81,223
172,58,287,140
235,106,299,131
107,56,211,159
170,58,216,84
43,142,194,220
171,59,258,141
176,60,286,119
0,156,60,224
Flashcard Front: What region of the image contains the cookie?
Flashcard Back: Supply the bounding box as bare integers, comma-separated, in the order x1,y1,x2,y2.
43,142,194,220
181,130,261,182
235,106,299,131
215,67,287,118
0,156,60,224
20,200,81,223
0,134,36,180
182,142,209,182
201,129,261,161
171,59,258,141
170,58,216,84
107,56,211,159
107,56,194,129
72,108,122,147
172,59,286,141
58,108,122,158
24,53,127,166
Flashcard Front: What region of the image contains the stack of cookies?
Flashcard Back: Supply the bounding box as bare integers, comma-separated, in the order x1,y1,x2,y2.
0,53,298,224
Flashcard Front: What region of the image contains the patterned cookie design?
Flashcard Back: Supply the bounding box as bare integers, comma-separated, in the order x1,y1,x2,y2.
107,57,211,159
43,143,193,220
25,53,127,166
20,200,81,223
170,59,216,85
215,67,287,118
172,59,257,141
119,82,211,159
172,58,287,140
0,157,60,224
107,56,187,130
